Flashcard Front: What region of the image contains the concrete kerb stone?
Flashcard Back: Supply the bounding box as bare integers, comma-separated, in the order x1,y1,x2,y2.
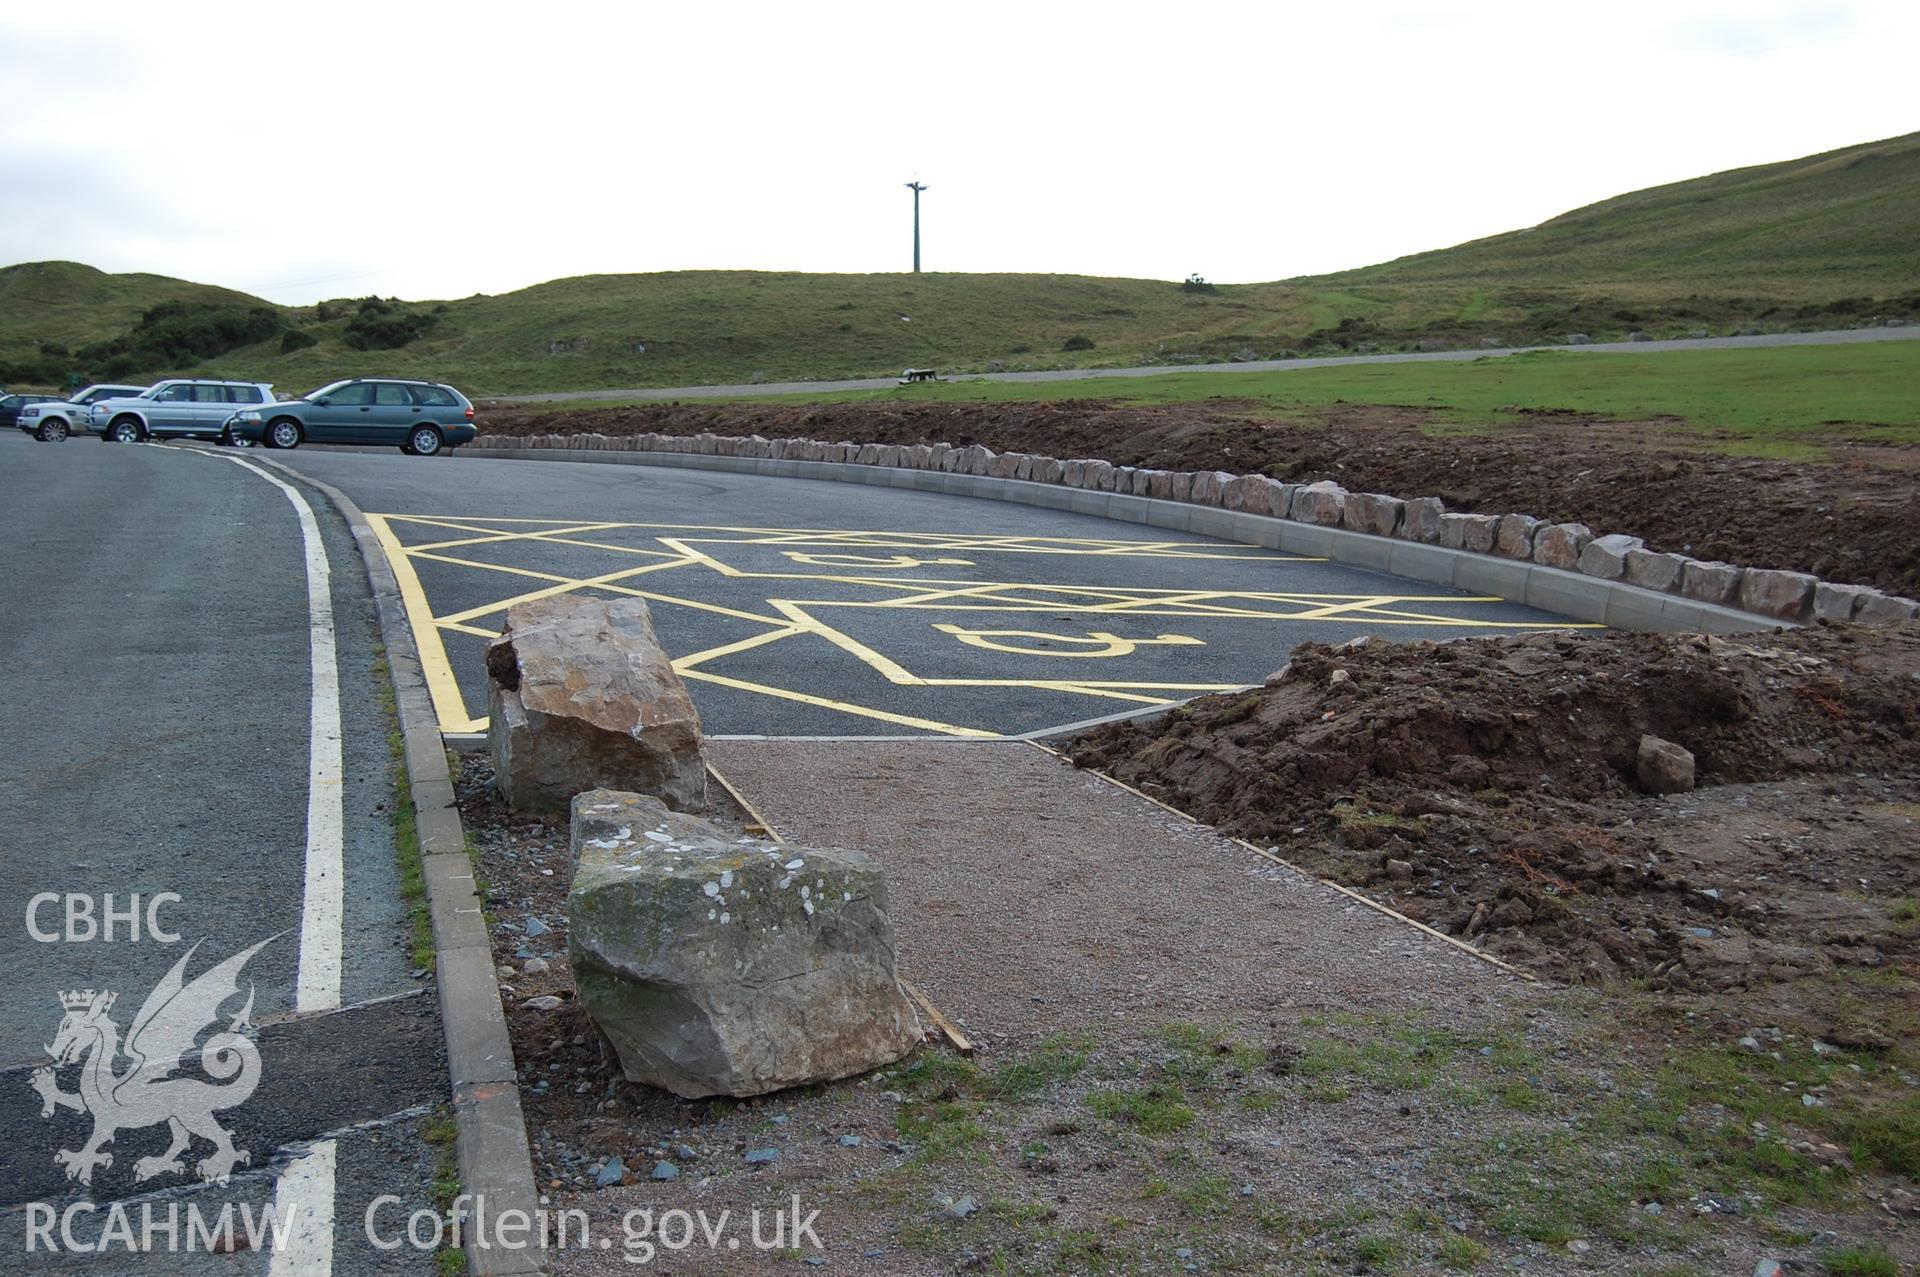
460,441,1911,632
238,455,549,1275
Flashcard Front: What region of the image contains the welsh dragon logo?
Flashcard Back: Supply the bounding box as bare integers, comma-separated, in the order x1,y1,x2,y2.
30,936,275,1187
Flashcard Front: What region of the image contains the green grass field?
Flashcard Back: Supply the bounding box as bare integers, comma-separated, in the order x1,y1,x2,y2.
3,131,1917,396
633,342,1920,457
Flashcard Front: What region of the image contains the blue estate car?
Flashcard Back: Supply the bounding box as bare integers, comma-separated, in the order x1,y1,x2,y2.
230,378,477,455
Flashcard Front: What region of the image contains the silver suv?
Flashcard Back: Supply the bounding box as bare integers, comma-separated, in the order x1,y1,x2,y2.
16,384,149,441
89,380,277,443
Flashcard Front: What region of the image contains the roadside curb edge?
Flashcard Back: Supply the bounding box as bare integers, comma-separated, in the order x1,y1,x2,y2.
245,454,548,1276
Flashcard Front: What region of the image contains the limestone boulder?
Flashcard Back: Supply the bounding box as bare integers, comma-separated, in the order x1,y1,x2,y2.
1530,523,1594,570
1624,549,1687,593
1738,568,1817,621
1343,493,1404,538
1812,582,1875,622
1679,560,1743,607
1439,513,1499,554
567,789,922,1098
1856,592,1920,624
1577,534,1644,580
487,597,707,814
1289,480,1348,525
1494,515,1541,560
1398,497,1445,543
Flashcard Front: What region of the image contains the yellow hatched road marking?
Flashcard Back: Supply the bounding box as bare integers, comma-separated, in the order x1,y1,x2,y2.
678,669,996,738
368,513,1585,735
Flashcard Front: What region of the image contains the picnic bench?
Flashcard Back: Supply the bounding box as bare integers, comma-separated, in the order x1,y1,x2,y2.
898,368,939,384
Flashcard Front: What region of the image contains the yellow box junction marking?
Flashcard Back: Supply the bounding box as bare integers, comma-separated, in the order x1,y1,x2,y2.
365,514,1593,736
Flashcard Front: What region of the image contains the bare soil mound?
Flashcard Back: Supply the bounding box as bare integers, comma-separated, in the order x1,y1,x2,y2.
1065,623,1920,1041
483,399,1920,595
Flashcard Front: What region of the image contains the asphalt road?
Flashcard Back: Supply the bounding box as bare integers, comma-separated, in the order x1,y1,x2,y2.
260,448,1583,739
0,431,440,1274
501,323,1920,404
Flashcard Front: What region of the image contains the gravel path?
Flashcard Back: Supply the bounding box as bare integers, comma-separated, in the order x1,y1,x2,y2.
503,325,1920,404
708,738,1540,1050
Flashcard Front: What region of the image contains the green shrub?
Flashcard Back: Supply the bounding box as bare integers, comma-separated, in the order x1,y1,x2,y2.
280,329,319,354
342,305,438,351
72,300,286,378
1061,334,1095,352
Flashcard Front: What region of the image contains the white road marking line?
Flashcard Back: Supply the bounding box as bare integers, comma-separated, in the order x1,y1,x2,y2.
267,1139,337,1276
206,451,346,1014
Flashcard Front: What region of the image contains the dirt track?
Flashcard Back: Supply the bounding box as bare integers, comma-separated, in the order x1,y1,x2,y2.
481,399,1920,597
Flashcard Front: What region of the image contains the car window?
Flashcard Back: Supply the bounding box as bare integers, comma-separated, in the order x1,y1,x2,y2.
0,396,18,409
327,383,373,406
373,383,413,406
413,385,459,407
154,384,193,402
193,385,231,402
230,386,264,404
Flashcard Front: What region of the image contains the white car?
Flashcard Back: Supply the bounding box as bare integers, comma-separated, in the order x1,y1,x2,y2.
89,379,277,443
16,384,150,442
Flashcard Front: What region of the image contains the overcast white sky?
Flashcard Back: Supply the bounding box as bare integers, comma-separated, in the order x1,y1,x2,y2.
2,1,1914,304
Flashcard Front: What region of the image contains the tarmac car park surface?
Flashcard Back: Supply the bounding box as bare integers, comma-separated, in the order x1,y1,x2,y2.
256,446,1584,739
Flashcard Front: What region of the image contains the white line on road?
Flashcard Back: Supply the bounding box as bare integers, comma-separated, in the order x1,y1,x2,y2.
202,450,346,1014
267,1139,338,1277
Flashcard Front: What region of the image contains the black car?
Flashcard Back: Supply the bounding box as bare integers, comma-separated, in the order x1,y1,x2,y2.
0,393,62,431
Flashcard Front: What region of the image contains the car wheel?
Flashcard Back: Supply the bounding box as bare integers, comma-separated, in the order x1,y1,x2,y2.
37,420,69,442
109,418,144,444
264,419,303,450
220,426,253,449
406,426,445,457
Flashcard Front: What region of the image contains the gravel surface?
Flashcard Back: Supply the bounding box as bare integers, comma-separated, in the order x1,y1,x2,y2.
706,739,1538,1049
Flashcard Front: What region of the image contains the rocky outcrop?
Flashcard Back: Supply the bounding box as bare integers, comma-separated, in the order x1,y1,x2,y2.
487,597,707,814
567,789,922,1098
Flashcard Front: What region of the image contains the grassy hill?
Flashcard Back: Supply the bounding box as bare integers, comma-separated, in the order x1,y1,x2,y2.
4,131,1917,396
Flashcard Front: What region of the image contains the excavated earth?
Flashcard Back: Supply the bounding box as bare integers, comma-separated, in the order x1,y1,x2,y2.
1066,622,1920,1046
482,398,1920,596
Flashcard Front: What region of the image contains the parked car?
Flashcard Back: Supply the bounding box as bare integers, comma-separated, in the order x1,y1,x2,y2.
0,392,63,432
15,384,150,441
87,380,277,442
228,378,477,455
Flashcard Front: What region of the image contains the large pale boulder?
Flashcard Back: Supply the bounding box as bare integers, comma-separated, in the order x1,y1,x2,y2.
567,790,922,1098
1531,523,1594,570
1738,568,1817,621
1493,514,1541,560
1856,592,1920,624
1289,480,1348,525
1679,560,1743,607
1577,533,1645,580
1624,548,1687,593
1398,497,1446,543
487,597,707,814
1343,493,1404,537
1439,513,1499,554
